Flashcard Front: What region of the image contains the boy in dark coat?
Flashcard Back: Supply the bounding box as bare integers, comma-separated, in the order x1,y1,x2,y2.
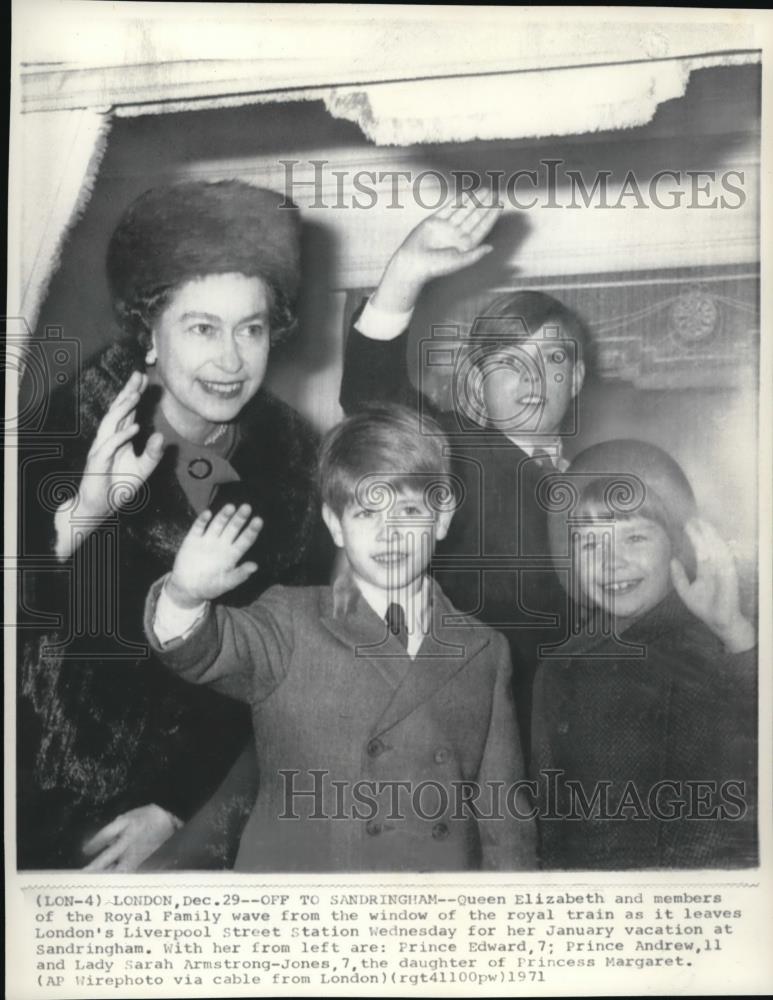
531,440,758,869
145,406,537,872
340,196,590,759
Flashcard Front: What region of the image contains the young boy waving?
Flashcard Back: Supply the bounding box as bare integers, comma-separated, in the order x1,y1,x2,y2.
341,196,591,759
145,406,536,872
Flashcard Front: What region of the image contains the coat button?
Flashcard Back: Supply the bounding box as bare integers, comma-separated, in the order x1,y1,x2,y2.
433,747,449,764
432,822,449,841
557,721,569,735
366,819,382,836
367,738,385,758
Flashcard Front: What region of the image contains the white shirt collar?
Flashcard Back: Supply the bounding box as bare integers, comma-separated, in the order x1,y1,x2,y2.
354,574,429,625
352,574,431,656
506,434,563,462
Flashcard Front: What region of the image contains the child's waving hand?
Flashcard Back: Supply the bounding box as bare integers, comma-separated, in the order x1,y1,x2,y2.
167,504,263,608
670,519,755,653
373,194,503,312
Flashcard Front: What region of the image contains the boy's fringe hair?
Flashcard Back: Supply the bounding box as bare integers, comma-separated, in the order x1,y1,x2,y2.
470,290,592,372
574,477,676,542
548,439,699,589
318,404,454,517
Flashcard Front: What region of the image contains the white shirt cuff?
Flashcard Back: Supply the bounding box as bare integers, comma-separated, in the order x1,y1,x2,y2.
153,579,209,646
355,297,414,341
53,501,73,560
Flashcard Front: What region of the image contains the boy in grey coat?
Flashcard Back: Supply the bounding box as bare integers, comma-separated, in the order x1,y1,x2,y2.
145,405,536,872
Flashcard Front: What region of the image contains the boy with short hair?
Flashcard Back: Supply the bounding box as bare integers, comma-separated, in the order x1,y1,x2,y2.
145,405,536,872
340,197,591,757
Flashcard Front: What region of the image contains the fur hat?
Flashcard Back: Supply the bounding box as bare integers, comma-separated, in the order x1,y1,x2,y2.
106,180,301,316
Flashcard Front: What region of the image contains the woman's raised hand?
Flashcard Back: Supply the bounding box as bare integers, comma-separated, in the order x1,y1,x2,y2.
77,371,165,523
54,372,165,561
166,504,263,608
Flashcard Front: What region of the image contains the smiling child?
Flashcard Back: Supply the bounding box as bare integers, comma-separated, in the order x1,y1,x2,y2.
144,405,536,872
531,439,758,869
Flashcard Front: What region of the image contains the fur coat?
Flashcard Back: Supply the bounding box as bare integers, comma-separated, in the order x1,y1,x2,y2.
17,337,326,868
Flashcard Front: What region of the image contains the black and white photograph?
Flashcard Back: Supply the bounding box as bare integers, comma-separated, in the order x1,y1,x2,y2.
6,3,772,997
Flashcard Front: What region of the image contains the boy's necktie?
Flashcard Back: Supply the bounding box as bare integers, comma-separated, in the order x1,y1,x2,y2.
385,603,408,650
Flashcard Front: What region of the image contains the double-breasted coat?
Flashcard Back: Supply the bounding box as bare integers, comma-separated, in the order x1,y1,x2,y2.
145,572,537,872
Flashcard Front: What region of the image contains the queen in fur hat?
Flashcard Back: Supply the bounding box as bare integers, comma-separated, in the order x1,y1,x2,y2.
107,179,301,347
18,180,329,872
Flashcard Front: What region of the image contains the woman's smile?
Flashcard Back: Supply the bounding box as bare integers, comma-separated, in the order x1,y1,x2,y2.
152,272,272,443
197,378,246,398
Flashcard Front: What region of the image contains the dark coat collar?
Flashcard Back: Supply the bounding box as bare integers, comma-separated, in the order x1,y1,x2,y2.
556,589,698,660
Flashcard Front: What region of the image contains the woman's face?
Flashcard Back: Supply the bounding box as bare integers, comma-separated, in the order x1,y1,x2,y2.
152,272,271,441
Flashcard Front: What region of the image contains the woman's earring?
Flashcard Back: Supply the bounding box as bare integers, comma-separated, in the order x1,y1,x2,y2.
145,346,157,366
